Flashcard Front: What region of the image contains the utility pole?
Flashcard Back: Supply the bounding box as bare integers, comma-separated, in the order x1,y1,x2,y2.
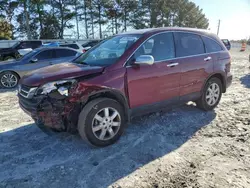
217,19,221,36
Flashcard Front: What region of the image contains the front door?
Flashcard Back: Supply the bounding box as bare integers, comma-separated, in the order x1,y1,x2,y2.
18,49,55,74
126,32,181,110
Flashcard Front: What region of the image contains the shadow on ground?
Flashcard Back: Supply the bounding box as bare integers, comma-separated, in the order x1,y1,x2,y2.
0,104,216,188
0,88,17,93
240,74,250,88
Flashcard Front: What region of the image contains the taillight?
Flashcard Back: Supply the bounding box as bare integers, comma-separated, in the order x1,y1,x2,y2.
82,49,86,53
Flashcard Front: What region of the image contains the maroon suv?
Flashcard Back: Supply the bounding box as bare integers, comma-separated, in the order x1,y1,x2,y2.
18,27,232,147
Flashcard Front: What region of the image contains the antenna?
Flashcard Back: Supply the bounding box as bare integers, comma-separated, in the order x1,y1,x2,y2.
217,19,221,36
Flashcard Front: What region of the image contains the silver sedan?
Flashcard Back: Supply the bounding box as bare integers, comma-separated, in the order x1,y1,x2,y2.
0,47,81,88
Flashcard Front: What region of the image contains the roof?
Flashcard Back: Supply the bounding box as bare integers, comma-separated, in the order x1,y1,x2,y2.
36,46,79,51
118,27,214,36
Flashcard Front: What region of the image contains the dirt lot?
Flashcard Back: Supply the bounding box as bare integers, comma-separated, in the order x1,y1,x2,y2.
0,49,250,188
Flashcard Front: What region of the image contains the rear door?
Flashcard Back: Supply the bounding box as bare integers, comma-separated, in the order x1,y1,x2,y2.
174,32,213,100
126,32,181,110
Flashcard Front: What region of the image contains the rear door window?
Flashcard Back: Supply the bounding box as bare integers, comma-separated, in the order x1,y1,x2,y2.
202,37,223,53
55,49,77,58
133,32,175,62
34,50,53,61
174,32,205,57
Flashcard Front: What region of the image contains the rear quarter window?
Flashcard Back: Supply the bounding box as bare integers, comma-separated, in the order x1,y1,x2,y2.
202,36,223,53
174,32,205,57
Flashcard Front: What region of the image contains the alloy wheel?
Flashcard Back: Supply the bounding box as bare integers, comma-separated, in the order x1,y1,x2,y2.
1,73,18,88
205,83,220,106
92,107,121,141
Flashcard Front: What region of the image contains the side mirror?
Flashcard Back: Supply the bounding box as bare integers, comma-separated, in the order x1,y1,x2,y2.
134,55,154,66
30,58,38,63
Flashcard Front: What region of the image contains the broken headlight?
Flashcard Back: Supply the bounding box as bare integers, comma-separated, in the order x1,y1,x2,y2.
36,79,76,96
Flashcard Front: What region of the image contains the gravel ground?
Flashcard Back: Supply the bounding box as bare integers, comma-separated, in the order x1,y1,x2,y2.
0,49,250,188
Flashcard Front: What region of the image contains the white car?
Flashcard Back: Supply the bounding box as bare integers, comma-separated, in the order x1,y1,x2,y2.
59,42,85,53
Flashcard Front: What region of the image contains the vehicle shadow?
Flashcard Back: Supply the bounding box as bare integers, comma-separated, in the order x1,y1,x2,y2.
0,88,17,93
0,103,216,188
240,74,250,88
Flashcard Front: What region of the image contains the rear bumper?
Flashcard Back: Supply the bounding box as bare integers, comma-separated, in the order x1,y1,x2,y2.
226,73,233,88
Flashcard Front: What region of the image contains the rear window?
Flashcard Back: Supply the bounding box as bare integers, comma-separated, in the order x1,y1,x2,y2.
174,32,205,57
55,49,77,58
82,41,99,48
60,44,79,49
203,37,223,53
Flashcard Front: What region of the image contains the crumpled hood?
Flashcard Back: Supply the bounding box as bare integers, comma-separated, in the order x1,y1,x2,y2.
21,62,105,86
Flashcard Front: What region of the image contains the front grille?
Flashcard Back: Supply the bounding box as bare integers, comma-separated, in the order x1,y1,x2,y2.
18,84,37,98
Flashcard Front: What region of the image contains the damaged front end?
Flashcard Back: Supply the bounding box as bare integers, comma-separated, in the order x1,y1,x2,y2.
18,79,101,132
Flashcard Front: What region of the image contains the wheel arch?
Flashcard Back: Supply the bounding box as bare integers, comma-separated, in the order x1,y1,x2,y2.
204,73,226,93
83,89,130,122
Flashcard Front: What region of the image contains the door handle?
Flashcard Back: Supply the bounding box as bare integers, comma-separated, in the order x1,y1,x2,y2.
167,62,179,67
204,56,212,61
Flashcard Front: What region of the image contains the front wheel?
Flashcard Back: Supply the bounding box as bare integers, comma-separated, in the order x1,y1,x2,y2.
196,77,222,111
0,71,19,88
78,98,125,147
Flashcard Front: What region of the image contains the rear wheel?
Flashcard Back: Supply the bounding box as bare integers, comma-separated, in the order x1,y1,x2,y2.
196,77,222,111
78,98,125,147
0,71,19,88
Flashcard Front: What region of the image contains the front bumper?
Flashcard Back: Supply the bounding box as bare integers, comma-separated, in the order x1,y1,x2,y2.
18,94,79,131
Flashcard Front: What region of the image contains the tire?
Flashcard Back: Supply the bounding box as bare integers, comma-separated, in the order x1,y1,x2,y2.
196,77,222,111
78,98,125,147
0,71,19,88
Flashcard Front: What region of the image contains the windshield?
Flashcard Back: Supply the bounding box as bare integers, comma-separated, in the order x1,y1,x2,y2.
74,34,141,66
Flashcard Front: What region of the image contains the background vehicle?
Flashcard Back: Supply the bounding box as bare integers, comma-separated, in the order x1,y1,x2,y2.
59,42,85,53
81,40,101,52
42,42,59,47
18,28,232,147
0,40,42,61
0,47,80,88
221,39,231,50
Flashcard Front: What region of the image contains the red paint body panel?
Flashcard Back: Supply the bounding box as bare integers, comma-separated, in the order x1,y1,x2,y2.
179,54,213,96
127,60,180,108
21,63,104,86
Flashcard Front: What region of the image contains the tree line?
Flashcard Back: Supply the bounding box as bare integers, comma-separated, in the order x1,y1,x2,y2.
0,0,209,40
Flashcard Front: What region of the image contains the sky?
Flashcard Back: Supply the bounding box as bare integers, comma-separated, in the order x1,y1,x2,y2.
191,0,250,40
